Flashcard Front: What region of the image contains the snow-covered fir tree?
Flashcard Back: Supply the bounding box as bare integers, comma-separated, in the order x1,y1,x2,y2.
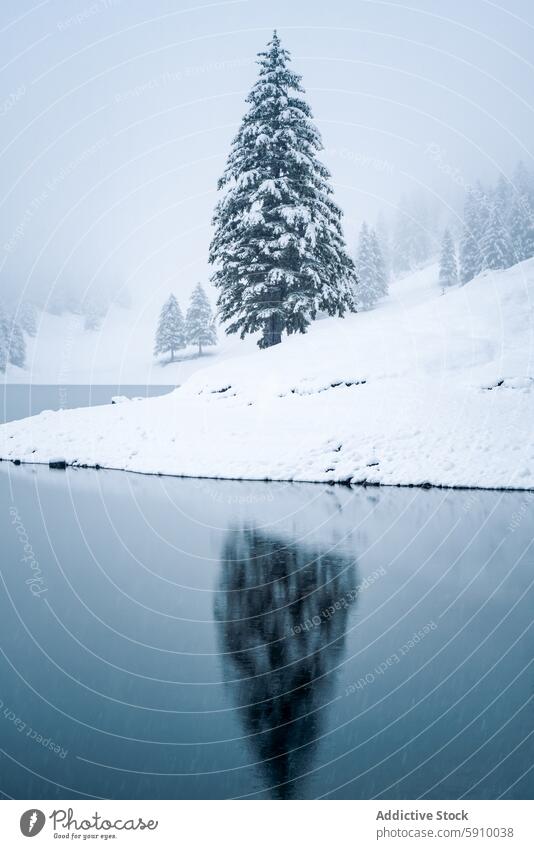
185,283,217,355
438,229,458,289
209,31,357,348
154,294,186,362
480,201,510,271
356,223,388,309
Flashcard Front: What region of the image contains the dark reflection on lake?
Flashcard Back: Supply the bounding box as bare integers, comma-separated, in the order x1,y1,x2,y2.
0,461,533,800
216,527,358,798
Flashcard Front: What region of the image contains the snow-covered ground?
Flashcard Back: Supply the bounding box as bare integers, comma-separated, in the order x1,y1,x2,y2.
2,260,534,489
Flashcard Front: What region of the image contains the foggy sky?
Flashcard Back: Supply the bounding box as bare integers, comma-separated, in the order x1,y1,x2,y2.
1,0,533,310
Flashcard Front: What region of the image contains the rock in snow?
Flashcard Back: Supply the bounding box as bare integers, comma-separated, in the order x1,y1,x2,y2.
2,260,534,490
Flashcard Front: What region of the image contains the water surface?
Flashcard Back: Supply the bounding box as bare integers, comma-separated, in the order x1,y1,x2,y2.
0,461,532,800
0,384,174,424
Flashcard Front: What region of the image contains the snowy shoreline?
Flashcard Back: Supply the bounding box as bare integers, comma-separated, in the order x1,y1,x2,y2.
2,261,534,493
2,455,534,494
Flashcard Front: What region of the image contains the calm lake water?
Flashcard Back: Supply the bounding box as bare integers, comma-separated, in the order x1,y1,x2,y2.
0,384,174,424
0,389,533,799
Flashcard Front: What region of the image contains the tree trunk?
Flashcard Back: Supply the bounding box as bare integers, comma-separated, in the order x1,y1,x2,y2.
262,314,282,348
198,341,202,356
170,348,174,362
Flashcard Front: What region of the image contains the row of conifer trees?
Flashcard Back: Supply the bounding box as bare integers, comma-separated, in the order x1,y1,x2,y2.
154,283,217,362
436,162,534,290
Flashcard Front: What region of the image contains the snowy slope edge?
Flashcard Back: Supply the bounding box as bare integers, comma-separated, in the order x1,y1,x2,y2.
2,261,534,490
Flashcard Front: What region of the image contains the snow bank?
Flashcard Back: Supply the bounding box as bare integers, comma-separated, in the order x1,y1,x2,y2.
2,260,534,489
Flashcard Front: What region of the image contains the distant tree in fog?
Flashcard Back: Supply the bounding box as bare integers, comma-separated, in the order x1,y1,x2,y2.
154,294,186,362
0,306,7,372
438,229,458,289
8,321,26,368
19,301,38,336
459,188,483,284
356,222,388,309
0,307,26,369
82,297,107,331
480,202,510,271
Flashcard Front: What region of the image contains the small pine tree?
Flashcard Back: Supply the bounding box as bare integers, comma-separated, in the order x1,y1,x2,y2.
154,294,186,362
185,283,217,355
438,229,458,288
209,31,357,348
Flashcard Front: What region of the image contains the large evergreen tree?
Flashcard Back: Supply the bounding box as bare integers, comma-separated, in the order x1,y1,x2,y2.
438,228,458,289
154,294,186,362
209,31,357,348
185,283,217,355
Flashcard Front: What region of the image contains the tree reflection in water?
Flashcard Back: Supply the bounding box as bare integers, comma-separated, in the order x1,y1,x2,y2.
215,526,359,798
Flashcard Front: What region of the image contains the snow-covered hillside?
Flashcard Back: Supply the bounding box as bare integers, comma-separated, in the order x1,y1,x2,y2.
2,260,534,489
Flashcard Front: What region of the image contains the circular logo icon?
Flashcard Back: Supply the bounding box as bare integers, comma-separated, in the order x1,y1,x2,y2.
20,810,46,837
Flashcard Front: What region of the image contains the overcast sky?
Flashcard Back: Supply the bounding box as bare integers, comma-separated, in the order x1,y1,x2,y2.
1,0,533,309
